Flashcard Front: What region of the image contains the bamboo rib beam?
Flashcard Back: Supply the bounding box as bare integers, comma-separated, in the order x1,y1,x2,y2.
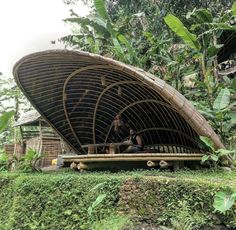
103,99,180,144
61,66,149,151
136,128,198,145
92,80,141,144
93,85,168,143
63,65,110,154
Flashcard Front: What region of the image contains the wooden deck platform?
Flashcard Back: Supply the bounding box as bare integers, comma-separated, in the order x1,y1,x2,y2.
60,153,204,171
61,153,204,163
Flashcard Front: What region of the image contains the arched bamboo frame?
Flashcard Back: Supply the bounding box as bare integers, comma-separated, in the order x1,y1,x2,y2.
13,50,224,155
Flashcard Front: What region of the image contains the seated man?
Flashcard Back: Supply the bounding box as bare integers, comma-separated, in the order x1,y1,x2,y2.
123,128,143,153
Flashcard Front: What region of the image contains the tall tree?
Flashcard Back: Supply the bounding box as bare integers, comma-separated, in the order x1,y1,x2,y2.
0,75,31,146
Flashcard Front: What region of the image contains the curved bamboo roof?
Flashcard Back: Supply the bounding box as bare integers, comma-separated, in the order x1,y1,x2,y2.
13,50,224,154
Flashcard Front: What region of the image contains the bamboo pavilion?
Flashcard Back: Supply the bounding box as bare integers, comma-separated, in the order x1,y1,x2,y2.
13,50,225,170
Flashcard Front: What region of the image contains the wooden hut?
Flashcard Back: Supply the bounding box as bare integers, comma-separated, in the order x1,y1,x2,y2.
13,50,226,170
14,111,62,167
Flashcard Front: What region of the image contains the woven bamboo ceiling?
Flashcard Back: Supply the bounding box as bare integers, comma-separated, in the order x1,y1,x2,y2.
13,50,224,154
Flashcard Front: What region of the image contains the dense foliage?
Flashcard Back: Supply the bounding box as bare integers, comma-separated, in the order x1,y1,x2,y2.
0,172,122,230
0,170,236,229
0,0,235,155
0,2,235,229
0,77,31,147
61,0,236,149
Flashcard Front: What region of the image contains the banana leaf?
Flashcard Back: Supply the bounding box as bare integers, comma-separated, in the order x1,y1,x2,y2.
232,77,236,91
199,136,215,151
64,17,111,38
187,8,213,23
164,14,201,51
224,113,236,131
94,0,110,21
213,88,231,110
0,111,14,133
117,34,139,64
232,2,236,16
207,44,224,57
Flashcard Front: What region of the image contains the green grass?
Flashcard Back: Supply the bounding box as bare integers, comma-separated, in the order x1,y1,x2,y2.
92,214,133,230
0,169,236,229
39,167,236,189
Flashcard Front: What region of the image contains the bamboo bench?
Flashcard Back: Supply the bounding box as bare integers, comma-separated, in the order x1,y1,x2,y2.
82,143,197,155
82,142,128,155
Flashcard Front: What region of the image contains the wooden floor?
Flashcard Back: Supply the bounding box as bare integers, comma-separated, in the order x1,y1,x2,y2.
59,153,204,171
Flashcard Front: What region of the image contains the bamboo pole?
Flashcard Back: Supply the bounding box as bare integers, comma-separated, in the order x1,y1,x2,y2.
159,160,172,168
147,161,158,167
62,155,203,163
70,162,78,170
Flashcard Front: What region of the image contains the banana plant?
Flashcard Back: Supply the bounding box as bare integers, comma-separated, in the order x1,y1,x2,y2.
164,5,236,107
200,136,235,166
0,111,14,134
164,14,201,51
164,6,236,56
214,87,236,140
63,0,140,65
0,149,9,171
213,88,231,110
0,111,14,171
195,85,236,143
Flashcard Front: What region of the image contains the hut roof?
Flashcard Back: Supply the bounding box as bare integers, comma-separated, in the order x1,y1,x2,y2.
13,50,224,154
14,110,41,126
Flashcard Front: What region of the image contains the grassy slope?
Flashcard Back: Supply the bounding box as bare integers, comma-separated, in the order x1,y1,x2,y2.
0,169,235,229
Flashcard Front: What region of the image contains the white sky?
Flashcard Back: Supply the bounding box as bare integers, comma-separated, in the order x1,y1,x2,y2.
0,0,89,78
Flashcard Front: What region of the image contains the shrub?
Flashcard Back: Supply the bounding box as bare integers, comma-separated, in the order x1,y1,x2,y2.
0,170,235,229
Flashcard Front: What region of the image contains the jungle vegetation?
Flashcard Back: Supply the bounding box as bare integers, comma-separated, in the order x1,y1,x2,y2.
61,0,236,149
0,1,236,229
0,0,236,162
